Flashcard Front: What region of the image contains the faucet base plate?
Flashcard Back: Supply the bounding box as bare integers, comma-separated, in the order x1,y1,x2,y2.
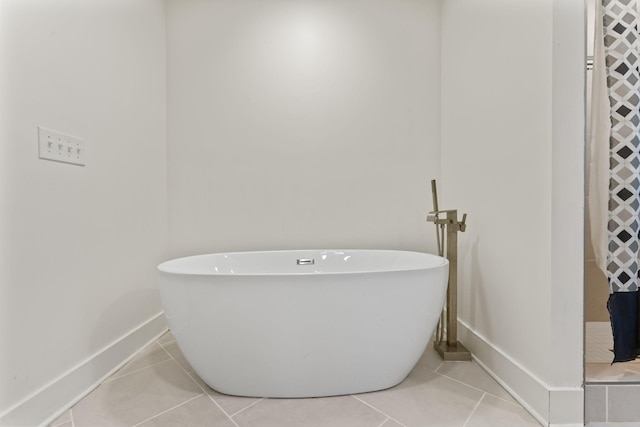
434,341,472,361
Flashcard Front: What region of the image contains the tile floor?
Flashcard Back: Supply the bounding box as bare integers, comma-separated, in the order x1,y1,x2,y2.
49,331,541,427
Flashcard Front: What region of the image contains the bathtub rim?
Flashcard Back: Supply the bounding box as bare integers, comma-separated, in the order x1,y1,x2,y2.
157,249,448,277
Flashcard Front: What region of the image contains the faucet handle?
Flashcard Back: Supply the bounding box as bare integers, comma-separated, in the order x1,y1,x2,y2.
459,213,467,232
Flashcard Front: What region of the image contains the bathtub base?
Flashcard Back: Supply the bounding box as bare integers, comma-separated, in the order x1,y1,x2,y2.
202,366,414,399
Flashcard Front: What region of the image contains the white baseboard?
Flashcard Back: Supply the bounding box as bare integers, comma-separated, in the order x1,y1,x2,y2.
457,319,583,427
0,313,168,427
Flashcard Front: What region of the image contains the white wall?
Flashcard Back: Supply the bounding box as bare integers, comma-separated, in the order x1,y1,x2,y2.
441,0,585,425
0,1,168,424
0,1,587,425
166,0,442,258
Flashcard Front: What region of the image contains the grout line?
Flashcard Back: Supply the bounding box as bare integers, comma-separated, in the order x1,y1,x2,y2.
111,330,207,427
462,393,485,427
103,358,173,383
605,385,609,422
157,341,240,427
200,392,240,427
377,417,391,427
157,332,176,345
178,371,238,425
350,395,408,427
156,341,184,368
177,368,242,427
229,398,265,418
132,393,204,426
433,369,520,407
70,408,74,427
49,409,75,427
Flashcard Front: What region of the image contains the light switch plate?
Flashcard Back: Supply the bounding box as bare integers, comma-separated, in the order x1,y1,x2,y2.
38,127,85,166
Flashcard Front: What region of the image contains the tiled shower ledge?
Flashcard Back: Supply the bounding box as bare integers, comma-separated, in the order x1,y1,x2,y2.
586,321,640,424
49,331,540,427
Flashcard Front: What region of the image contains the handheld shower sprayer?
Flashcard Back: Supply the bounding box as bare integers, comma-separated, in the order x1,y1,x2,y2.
430,179,444,257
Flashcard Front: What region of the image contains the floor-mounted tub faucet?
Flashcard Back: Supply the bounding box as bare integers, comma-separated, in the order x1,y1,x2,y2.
427,180,471,361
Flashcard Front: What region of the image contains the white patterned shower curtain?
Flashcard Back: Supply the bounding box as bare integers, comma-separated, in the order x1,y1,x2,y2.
590,0,640,362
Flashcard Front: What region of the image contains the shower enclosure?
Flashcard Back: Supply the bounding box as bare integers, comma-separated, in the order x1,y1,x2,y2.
585,0,640,422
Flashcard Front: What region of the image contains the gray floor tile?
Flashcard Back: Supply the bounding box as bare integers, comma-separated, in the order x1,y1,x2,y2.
232,395,388,427
414,345,446,372
160,341,194,373
137,394,235,427
107,342,172,381
380,419,404,427
72,359,203,427
464,394,540,427
436,360,516,403
189,372,263,416
356,364,484,427
157,330,176,345
48,410,72,426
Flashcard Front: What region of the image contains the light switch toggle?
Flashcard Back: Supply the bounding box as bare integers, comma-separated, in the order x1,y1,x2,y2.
38,127,85,166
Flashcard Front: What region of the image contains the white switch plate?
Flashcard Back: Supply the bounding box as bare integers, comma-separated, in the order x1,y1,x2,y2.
38,127,85,166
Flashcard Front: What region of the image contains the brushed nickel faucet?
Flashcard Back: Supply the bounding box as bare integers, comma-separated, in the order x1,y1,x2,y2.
427,180,471,361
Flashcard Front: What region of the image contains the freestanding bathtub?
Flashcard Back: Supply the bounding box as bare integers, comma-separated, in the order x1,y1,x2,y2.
157,249,448,398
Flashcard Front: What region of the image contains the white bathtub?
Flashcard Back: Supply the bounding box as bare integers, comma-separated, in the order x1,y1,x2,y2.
157,249,448,398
